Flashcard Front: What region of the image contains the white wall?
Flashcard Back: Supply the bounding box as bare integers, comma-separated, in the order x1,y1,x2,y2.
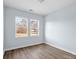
45,4,76,53
4,6,45,50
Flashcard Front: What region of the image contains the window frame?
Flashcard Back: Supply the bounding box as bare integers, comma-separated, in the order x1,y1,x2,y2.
30,19,39,36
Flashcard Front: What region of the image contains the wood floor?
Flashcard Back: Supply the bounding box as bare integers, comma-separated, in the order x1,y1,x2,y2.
4,43,76,59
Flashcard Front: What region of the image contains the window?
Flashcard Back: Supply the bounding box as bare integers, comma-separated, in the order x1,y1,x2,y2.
30,19,39,36
15,16,28,37
15,16,39,37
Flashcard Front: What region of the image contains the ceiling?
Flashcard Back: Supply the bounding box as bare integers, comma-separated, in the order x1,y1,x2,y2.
4,0,75,16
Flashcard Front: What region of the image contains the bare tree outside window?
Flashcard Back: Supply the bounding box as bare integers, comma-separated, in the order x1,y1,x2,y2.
16,16,28,37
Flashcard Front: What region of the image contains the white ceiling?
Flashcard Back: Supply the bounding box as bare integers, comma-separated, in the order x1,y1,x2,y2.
4,0,75,16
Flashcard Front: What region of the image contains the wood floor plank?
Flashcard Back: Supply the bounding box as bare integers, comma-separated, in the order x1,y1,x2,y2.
4,43,76,59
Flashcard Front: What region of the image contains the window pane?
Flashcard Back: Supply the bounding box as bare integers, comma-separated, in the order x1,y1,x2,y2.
30,19,39,36
15,16,28,37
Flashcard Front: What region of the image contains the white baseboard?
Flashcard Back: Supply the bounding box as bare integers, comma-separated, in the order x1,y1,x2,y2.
45,42,76,55
4,42,76,55
5,42,44,51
